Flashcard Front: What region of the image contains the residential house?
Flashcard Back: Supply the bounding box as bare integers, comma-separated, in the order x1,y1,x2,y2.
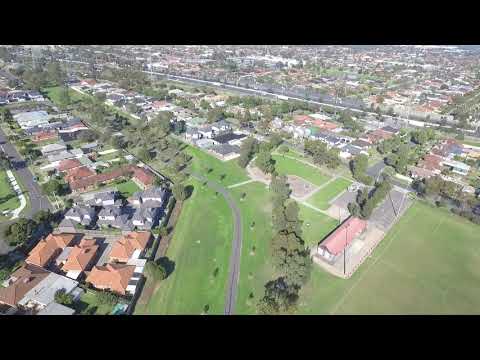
81,142,99,154
131,206,162,230
64,166,96,184
211,120,232,133
57,158,82,172
57,238,99,280
40,142,67,156
130,187,167,207
366,129,394,144
0,264,50,311
185,126,201,140
210,144,241,160
85,263,136,295
32,130,57,143
26,233,77,268
64,205,97,226
13,111,50,130
198,125,214,139
17,272,80,314
109,232,153,263
131,166,155,190
86,190,120,207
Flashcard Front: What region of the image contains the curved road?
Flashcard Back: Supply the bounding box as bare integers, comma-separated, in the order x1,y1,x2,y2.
191,172,243,315
0,127,53,218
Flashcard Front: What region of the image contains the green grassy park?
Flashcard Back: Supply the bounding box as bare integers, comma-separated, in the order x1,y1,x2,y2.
272,154,330,187
186,145,250,187
306,177,352,210
134,178,234,314
298,201,480,314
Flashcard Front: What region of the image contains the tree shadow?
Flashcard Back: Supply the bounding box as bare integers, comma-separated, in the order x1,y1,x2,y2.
185,185,194,200
155,256,175,279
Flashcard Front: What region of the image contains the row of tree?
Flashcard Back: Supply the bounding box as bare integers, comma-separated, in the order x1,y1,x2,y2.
257,174,311,314
348,180,392,219
304,139,341,169
350,154,373,185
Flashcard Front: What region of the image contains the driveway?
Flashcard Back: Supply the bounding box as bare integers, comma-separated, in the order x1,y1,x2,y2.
0,127,53,218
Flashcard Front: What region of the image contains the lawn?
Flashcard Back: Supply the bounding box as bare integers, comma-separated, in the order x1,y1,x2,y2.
306,178,352,210
112,180,141,198
42,86,87,106
75,290,116,315
185,144,250,187
230,181,277,314
272,154,331,187
297,201,480,314
134,178,234,314
0,169,20,214
299,204,339,247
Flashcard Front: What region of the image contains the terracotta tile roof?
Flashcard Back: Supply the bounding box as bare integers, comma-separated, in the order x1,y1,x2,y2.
32,131,57,143
0,264,50,307
26,233,76,268
109,231,152,262
69,166,132,192
65,166,96,183
131,166,154,187
85,263,135,295
58,158,82,172
62,239,99,272
319,216,367,256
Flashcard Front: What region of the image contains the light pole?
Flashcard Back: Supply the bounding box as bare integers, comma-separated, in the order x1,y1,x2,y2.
344,223,350,276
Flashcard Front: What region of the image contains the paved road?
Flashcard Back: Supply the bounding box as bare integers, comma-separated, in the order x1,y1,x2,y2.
191,172,243,315
0,127,53,218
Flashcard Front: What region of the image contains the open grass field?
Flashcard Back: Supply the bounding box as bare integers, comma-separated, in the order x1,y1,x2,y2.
113,180,141,198
230,181,277,314
42,86,87,106
134,178,233,314
306,178,352,210
185,144,250,187
297,201,480,314
0,169,20,214
272,154,331,187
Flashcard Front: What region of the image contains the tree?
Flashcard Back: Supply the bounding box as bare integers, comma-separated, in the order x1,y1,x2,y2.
200,99,210,110
137,147,153,162
255,151,276,174
0,152,11,169
46,61,66,86
145,261,167,281
237,137,259,168
0,108,13,123
54,288,74,306
42,179,67,196
172,183,188,201
4,218,35,246
58,86,70,107
97,291,118,305
278,145,289,154
95,92,107,103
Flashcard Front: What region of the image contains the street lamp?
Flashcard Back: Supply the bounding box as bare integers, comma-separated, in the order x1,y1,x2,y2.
344,222,350,276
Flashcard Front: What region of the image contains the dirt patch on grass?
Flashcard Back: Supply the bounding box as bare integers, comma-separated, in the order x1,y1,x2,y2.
287,175,318,199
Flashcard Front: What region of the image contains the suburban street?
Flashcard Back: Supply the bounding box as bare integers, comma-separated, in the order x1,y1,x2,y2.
0,127,53,218
191,172,243,315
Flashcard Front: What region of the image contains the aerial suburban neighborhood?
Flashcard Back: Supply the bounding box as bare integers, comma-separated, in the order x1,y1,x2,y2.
1,45,480,316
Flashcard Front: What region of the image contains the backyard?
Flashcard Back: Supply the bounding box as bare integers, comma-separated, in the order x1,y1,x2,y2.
134,178,234,314
111,179,141,198
42,86,87,106
298,200,480,314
